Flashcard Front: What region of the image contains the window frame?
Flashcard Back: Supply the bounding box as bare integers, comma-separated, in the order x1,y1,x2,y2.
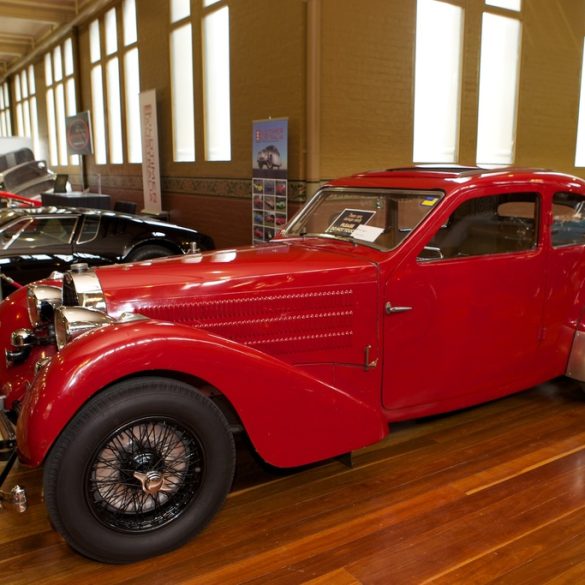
551,192,585,249
169,0,232,164
89,0,141,166
0,81,11,137
418,192,541,262
476,2,523,166
13,66,40,155
43,38,79,168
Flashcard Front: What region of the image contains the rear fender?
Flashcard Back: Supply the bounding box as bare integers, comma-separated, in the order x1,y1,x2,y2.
566,306,585,382
567,330,585,382
17,320,387,467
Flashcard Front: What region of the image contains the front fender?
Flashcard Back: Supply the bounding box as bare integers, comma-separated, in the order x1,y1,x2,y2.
17,320,387,467
0,284,58,409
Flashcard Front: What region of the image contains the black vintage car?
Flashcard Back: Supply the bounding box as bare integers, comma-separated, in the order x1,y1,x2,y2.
0,206,213,295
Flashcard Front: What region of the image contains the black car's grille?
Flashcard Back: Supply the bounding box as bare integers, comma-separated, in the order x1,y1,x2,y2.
62,275,79,306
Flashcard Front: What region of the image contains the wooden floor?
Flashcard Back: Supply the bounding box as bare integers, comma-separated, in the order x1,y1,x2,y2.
3,378,585,584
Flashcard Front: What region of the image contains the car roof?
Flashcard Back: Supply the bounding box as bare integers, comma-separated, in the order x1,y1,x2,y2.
0,206,200,234
326,166,585,195
0,206,168,225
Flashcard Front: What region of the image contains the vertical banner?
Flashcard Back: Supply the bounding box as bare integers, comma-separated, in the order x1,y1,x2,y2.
252,118,288,243
140,90,162,214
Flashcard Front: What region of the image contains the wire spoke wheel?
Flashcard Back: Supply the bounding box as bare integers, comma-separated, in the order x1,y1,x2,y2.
86,418,204,532
44,378,235,562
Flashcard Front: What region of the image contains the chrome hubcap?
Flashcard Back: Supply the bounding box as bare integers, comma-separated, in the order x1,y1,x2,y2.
133,470,174,496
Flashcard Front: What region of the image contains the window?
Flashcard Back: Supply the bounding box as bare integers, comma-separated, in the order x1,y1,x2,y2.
123,0,141,163
413,0,464,163
202,3,231,160
575,41,585,166
0,81,12,137
44,39,79,166
77,215,101,244
285,189,443,251
476,3,522,165
90,0,141,165
170,3,195,162
1,216,78,249
551,192,585,247
13,66,40,155
419,193,538,260
170,0,232,162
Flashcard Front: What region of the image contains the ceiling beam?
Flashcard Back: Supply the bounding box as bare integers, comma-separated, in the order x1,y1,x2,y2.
2,0,114,81
0,40,31,57
0,0,75,25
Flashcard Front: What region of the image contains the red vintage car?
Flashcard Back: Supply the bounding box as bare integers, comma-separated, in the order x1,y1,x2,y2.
1,166,585,562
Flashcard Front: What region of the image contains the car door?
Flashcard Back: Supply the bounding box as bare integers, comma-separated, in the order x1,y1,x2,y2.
73,214,137,264
71,214,115,266
540,189,585,379
382,188,547,417
0,214,78,285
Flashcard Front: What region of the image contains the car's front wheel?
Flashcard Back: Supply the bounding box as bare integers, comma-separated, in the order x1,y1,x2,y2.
43,377,235,563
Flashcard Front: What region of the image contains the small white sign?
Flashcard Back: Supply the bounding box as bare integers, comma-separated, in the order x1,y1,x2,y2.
352,224,384,242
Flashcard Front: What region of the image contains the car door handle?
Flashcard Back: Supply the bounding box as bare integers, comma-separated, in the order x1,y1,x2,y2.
385,302,413,314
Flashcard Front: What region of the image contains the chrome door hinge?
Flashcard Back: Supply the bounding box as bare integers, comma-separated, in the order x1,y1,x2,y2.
364,345,378,371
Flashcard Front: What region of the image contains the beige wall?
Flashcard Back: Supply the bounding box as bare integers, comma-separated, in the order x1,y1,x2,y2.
515,0,585,173
7,0,585,248
320,0,416,178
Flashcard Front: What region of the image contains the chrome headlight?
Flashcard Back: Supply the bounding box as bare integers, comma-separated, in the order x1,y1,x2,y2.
54,306,113,350
62,264,106,311
27,285,62,327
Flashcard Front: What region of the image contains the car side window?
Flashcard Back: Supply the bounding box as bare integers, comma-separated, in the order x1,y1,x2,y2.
3,216,78,250
551,192,585,247
418,192,538,261
0,218,33,249
77,216,101,244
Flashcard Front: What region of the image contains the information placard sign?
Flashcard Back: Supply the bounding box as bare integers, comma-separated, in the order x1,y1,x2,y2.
252,118,288,243
65,111,93,156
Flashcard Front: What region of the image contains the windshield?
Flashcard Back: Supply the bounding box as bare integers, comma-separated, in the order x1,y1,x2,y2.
283,188,443,250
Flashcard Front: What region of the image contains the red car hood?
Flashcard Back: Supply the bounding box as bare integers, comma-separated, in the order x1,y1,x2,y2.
94,239,381,365
97,239,380,316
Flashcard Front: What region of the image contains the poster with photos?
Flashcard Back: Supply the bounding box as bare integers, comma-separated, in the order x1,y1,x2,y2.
252,118,288,244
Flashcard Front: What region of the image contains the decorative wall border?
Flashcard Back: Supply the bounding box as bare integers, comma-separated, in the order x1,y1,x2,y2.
86,175,308,203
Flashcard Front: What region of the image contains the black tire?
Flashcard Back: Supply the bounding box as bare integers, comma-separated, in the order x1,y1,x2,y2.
43,377,235,563
127,244,174,261
198,234,215,251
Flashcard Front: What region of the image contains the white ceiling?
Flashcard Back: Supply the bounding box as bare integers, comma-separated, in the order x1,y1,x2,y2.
0,0,87,75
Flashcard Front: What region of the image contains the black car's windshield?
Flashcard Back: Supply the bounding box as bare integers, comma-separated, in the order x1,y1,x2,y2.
283,188,443,250
0,214,78,250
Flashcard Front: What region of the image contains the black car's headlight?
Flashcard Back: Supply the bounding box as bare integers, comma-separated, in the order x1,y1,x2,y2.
54,306,113,350
27,285,63,327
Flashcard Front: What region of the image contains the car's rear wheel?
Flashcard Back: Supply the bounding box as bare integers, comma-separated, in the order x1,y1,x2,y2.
127,244,174,261
43,377,235,563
